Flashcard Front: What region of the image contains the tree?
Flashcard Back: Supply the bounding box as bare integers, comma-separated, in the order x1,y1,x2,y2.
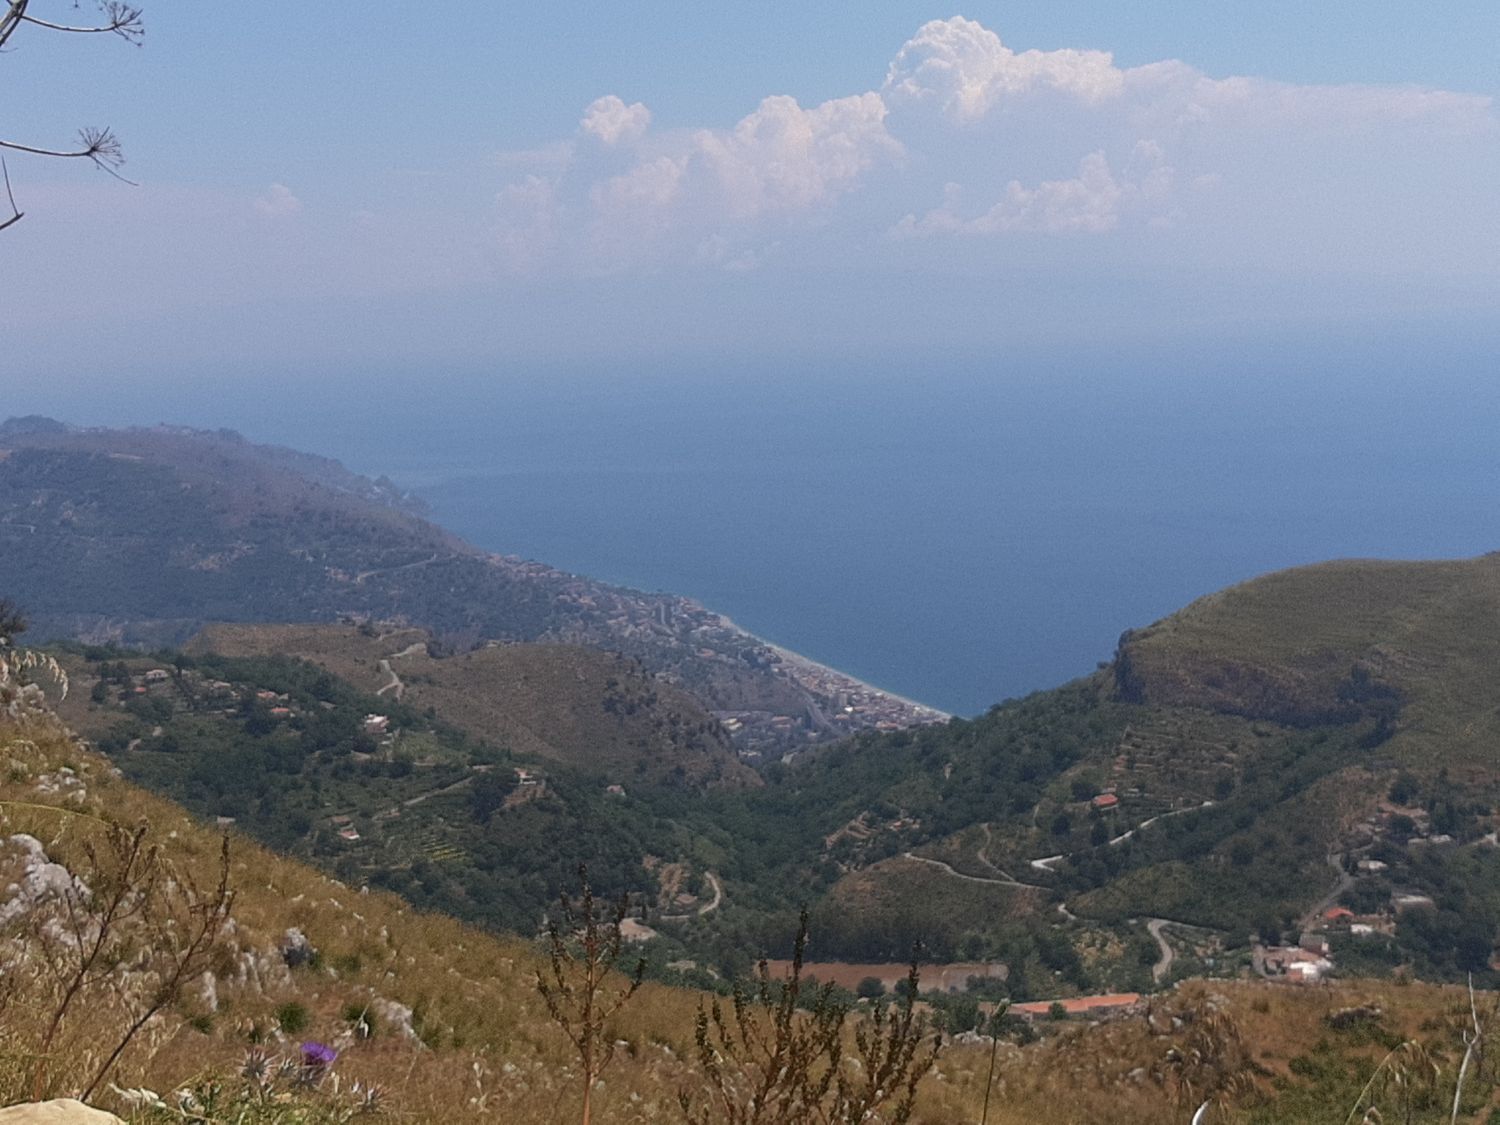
0,1,144,231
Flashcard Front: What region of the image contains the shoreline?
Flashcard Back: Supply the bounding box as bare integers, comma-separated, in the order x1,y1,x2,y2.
714,611,952,721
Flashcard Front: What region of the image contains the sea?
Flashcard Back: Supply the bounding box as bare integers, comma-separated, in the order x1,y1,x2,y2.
274,328,1495,719
53,326,1500,718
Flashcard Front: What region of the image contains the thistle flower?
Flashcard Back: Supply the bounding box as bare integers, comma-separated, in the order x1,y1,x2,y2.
298,1040,338,1086
302,1041,338,1069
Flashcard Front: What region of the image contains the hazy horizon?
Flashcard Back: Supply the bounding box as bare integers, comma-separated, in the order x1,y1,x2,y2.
9,322,1498,716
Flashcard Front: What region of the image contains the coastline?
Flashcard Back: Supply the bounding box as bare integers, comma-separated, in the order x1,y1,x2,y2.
714,611,952,722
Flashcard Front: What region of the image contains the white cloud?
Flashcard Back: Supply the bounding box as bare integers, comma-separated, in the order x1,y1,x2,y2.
252,183,302,219
1118,59,1493,137
496,90,900,272
692,92,899,219
896,152,1124,236
582,95,652,146
487,16,1497,272
884,16,1125,121
895,140,1181,238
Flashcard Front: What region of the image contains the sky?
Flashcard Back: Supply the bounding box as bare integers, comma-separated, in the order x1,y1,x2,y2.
1,2,1497,385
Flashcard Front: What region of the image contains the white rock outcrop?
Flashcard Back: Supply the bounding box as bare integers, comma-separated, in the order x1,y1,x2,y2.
0,1099,125,1124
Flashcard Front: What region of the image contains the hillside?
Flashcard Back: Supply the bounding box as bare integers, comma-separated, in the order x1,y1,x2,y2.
1116,554,1500,761
0,419,944,756
711,555,1500,989
40,639,765,940
5,684,1500,1123
31,554,1500,999
185,623,758,789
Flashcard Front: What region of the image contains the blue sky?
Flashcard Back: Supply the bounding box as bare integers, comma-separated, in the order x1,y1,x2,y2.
2,2,1497,386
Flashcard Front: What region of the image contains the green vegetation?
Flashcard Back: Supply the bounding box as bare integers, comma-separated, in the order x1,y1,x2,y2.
18,430,1500,995
59,590,1500,992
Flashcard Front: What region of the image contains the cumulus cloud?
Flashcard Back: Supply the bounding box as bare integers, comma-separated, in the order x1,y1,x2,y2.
896,153,1120,236
494,91,899,273
488,15,1496,272
884,16,1125,120
692,92,899,219
252,183,302,219
582,95,652,145
898,141,1180,238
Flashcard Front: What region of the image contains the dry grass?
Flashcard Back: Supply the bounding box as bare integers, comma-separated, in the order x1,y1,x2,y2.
0,701,1495,1122
186,623,757,789
1123,553,1500,769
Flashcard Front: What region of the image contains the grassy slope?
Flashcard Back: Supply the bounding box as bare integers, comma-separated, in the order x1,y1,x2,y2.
1121,554,1500,767
186,623,758,790
7,704,1498,1123
47,556,1500,988
759,556,1500,971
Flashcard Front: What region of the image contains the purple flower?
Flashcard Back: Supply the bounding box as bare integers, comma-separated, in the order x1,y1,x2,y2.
300,1041,338,1071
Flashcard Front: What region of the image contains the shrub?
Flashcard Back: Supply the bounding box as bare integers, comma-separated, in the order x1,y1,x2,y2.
276,1002,310,1035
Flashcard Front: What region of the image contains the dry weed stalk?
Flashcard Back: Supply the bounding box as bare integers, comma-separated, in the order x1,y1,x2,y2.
1344,1040,1440,1125
1155,1002,1259,1119
535,864,645,1125
0,648,69,708
1450,974,1484,1123
679,911,939,1125
4,818,235,1100
0,600,65,705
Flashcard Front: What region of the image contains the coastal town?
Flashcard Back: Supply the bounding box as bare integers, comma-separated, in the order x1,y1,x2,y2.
534,566,948,757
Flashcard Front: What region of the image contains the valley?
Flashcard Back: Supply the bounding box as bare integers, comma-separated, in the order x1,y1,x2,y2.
6,418,1500,1121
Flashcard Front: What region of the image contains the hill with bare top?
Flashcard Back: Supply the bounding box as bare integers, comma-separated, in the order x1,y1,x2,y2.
187,623,758,790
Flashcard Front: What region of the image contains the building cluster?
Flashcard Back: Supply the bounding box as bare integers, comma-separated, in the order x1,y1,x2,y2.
537,573,946,756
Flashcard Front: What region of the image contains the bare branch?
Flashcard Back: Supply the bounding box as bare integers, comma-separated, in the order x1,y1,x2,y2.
0,2,143,228
0,125,121,165
0,2,30,51
0,156,22,230
17,2,143,42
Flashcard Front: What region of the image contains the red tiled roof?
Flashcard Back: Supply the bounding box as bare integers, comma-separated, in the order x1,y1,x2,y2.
1013,992,1141,1016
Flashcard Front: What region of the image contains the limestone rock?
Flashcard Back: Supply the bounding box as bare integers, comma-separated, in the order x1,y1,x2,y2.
280,927,316,969
0,835,82,929
0,1099,125,1124
370,996,417,1040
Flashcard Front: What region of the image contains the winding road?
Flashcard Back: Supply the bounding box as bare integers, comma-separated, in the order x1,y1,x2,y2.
375,659,403,699
374,642,426,700
1147,918,1176,983
353,553,446,585
1299,853,1354,933
658,872,724,921
901,851,1042,890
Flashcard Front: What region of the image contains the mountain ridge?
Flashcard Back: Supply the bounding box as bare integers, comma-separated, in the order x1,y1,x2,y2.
0,418,944,756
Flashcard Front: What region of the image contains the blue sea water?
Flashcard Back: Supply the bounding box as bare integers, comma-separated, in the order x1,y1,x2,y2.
41,327,1493,718
296,330,1500,718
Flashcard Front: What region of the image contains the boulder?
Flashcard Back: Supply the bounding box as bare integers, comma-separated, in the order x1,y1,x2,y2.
280,927,316,969
0,1100,125,1124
